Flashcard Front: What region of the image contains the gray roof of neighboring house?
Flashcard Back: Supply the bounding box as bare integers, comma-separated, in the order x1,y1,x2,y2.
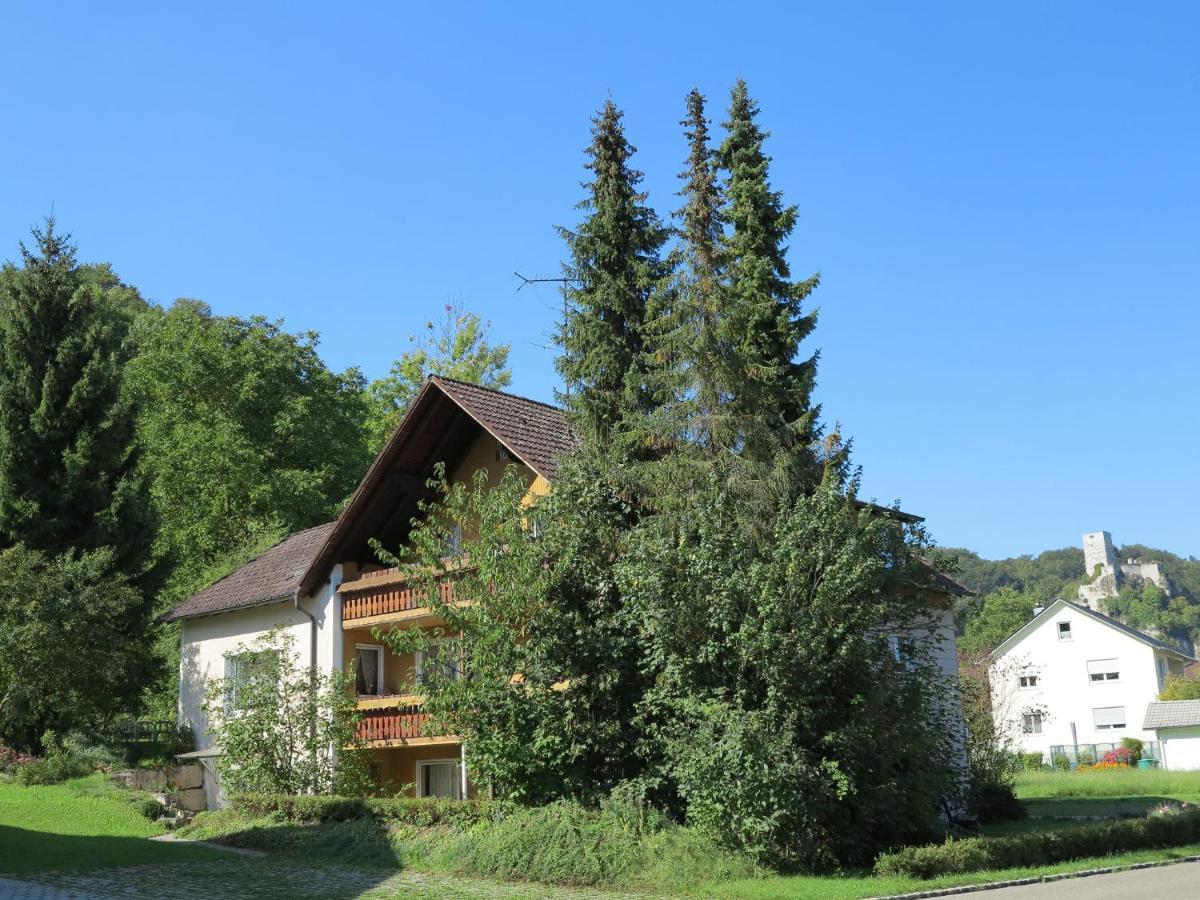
1144,701,1200,730
990,597,1195,661
160,522,336,622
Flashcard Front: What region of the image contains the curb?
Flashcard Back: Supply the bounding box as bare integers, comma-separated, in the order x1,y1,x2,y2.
870,852,1200,899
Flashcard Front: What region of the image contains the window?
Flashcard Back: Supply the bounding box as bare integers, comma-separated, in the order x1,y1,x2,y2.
418,759,462,799
442,524,463,558
1022,714,1043,734
355,644,385,696
1057,621,1072,641
1093,706,1126,731
887,635,917,671
226,650,276,709
1087,659,1120,683
1018,674,1039,689
416,639,462,685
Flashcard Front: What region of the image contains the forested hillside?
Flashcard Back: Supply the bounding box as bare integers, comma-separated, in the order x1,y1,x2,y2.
948,543,1200,656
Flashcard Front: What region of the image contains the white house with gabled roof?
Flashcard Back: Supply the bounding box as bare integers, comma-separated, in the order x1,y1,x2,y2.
990,598,1193,763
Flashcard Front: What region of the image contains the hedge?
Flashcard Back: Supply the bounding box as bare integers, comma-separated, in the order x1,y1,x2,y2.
874,811,1200,878
231,793,513,827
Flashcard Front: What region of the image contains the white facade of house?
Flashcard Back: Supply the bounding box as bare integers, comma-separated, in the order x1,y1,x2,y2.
991,599,1191,761
1157,726,1200,770
178,571,346,756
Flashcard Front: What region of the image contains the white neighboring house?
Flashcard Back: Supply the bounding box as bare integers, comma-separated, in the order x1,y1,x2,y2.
1143,701,1200,771
991,598,1193,764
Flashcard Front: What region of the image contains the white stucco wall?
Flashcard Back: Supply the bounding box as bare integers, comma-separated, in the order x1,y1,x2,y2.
1158,726,1200,771
177,566,345,752
992,604,1179,760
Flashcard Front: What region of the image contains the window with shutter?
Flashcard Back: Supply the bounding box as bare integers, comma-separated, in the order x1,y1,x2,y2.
1087,659,1120,682
1093,706,1126,730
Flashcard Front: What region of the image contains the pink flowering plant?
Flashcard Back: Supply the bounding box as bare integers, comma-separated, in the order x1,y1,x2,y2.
1101,747,1136,766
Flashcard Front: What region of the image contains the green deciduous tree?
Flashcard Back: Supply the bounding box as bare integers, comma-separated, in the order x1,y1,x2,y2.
364,300,512,453
557,99,672,457
958,587,1036,657
0,545,155,750
127,299,371,593
0,221,155,581
203,629,369,796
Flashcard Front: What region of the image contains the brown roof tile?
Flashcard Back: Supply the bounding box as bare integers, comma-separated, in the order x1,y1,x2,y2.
161,522,336,622
431,376,576,480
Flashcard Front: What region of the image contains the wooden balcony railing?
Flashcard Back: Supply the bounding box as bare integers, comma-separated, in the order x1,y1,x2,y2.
341,567,465,624
355,706,430,743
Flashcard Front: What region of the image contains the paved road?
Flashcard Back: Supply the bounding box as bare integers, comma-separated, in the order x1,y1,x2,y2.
0,862,654,899
970,860,1200,898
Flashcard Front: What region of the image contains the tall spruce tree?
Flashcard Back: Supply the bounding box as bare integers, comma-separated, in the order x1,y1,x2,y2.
0,221,154,580
716,80,823,493
556,99,672,458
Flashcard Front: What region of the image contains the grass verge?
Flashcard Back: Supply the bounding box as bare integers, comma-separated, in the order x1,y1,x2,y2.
1015,768,1200,800
0,775,227,875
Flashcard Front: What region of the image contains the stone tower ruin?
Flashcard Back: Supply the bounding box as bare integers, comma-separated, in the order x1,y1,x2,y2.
1077,530,1168,610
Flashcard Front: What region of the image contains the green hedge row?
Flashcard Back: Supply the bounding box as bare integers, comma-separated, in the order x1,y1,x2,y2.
875,811,1200,878
231,793,513,827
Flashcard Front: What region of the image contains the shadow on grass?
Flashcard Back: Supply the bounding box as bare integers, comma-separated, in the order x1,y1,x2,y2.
0,819,403,899
1022,795,1183,819
0,824,228,876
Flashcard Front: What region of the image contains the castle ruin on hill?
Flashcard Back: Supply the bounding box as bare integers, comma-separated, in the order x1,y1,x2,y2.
1077,530,1169,610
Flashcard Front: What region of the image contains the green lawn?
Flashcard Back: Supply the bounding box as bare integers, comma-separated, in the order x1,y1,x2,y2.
0,775,226,875
1015,767,1200,800
681,844,1200,899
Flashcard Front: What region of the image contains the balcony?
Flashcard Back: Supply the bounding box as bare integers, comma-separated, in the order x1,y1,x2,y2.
354,698,459,748
340,566,466,627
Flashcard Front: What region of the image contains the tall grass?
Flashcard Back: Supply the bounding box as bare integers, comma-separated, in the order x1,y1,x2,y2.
1015,768,1200,799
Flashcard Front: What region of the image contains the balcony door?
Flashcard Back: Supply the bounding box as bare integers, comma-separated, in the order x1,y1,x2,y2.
355,644,385,696
418,759,463,799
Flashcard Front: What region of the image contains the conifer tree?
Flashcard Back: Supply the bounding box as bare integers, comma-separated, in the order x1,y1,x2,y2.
556,99,672,458
0,221,154,580
716,80,823,492
671,87,727,450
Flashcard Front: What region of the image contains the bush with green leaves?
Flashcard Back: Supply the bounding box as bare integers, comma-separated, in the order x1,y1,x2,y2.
13,732,101,785
875,811,1200,878
231,793,513,827
203,629,370,796
1021,752,1046,770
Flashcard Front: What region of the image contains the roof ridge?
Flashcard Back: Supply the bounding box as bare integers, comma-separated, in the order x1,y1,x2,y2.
430,375,563,413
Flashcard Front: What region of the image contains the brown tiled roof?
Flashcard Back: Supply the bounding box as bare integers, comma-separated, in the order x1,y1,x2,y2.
161,522,336,622
431,376,576,480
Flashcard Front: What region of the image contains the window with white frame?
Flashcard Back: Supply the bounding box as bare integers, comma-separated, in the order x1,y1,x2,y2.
355,644,385,696
1057,621,1072,641
1018,674,1039,689
416,638,462,685
442,524,463,558
1093,706,1126,731
1022,714,1043,734
418,759,462,799
225,650,276,709
1087,659,1120,683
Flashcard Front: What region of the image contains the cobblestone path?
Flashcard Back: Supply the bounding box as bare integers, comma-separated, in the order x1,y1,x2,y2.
0,861,661,899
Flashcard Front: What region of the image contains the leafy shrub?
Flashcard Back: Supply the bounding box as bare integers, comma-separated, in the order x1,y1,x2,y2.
0,746,35,774
1100,748,1135,766
875,810,1200,878
967,782,1026,823
1077,751,1096,767
13,732,101,785
1120,738,1144,763
1052,753,1071,772
231,793,513,827
1020,752,1045,771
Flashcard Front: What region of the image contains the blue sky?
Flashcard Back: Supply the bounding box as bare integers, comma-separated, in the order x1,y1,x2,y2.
3,3,1197,560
